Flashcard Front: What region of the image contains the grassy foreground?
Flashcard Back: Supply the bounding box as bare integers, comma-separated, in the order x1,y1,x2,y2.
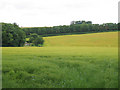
2,32,118,88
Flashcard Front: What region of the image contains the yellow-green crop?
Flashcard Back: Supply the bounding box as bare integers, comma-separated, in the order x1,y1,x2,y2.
44,32,118,47
2,32,118,88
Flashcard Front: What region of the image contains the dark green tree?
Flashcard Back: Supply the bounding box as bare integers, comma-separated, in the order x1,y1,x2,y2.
2,23,26,47
22,21,118,37
33,36,44,46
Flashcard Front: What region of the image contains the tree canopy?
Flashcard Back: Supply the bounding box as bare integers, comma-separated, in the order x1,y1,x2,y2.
28,33,44,46
22,21,118,37
2,23,26,47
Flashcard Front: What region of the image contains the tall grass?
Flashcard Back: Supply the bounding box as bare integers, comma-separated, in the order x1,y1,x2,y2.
2,32,118,88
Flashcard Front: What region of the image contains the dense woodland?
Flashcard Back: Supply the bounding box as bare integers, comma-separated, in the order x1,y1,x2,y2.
1,21,119,47
22,21,118,37
2,23,26,47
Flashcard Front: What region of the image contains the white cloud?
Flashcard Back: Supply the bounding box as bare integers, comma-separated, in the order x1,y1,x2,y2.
0,0,119,27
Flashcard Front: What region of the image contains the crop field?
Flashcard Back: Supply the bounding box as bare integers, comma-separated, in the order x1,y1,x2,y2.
43,31,118,47
2,32,118,88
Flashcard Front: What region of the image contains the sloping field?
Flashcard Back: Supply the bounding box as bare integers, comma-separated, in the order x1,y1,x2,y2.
44,32,118,47
2,32,118,88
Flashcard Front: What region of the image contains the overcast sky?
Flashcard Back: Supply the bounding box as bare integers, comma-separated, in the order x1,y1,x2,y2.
0,0,119,27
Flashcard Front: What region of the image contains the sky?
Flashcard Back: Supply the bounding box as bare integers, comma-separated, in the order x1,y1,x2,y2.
0,0,119,27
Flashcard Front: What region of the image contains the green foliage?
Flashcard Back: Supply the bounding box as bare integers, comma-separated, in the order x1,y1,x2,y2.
29,37,34,43
33,37,44,46
30,33,38,38
22,21,118,37
28,33,44,46
2,23,26,47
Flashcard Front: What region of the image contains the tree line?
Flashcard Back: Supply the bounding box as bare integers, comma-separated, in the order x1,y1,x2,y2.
22,21,118,37
2,23,44,47
1,21,119,47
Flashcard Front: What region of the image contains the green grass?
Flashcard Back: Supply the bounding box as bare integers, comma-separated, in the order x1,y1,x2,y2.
2,32,118,88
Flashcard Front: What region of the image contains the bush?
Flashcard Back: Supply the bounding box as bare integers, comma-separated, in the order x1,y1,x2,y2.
33,36,44,46
28,33,44,46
